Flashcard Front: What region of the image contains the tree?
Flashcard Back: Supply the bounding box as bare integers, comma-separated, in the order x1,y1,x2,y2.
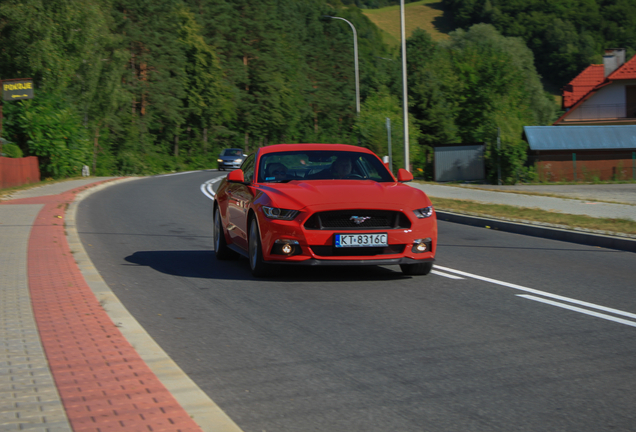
175,5,235,155
406,24,556,183
353,86,422,171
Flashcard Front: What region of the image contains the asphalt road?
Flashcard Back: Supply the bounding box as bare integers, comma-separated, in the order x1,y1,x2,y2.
77,171,636,432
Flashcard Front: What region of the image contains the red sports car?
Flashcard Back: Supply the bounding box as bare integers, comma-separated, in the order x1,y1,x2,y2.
213,144,437,277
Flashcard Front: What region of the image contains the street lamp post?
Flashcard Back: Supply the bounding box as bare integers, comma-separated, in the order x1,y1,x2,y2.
323,16,360,115
400,0,409,170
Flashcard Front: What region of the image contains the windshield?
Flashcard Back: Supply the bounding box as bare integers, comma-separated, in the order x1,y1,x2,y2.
258,150,394,183
221,149,243,157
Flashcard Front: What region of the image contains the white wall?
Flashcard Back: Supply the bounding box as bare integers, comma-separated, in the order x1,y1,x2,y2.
568,80,636,120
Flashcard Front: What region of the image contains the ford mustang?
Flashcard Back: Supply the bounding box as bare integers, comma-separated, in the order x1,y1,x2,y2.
213,144,437,277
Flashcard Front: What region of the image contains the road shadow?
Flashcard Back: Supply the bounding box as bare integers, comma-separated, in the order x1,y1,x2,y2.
124,250,408,282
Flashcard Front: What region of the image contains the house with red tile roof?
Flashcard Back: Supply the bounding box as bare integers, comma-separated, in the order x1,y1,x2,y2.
555,49,636,125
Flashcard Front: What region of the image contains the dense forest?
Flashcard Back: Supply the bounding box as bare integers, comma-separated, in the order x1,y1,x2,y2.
0,0,591,183
444,0,636,88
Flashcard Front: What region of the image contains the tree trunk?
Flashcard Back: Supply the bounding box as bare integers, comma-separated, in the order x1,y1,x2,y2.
174,134,179,157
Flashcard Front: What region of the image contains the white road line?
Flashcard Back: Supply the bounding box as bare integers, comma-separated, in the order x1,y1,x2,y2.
158,170,198,177
431,270,465,279
201,177,224,200
435,265,636,322
518,295,636,328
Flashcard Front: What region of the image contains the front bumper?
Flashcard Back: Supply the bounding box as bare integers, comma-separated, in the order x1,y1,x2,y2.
218,161,242,170
257,212,437,265
274,257,435,266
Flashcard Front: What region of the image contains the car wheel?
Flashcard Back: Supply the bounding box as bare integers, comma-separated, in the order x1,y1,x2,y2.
214,207,237,260
248,217,270,277
400,261,433,276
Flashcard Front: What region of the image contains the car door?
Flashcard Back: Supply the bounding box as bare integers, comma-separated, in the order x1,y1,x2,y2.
226,154,256,250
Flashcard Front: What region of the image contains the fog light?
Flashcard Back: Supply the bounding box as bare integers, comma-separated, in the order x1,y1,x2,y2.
412,238,432,254
274,239,300,256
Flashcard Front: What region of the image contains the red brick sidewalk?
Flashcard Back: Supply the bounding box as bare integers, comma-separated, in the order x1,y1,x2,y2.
6,181,203,432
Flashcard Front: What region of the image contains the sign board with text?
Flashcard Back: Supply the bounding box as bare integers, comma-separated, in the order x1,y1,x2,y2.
2,79,34,101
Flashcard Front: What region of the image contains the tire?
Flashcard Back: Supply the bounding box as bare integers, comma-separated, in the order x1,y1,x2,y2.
214,207,237,260
248,217,270,277
400,261,433,276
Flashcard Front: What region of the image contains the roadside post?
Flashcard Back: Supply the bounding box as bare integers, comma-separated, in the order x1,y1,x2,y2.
386,117,393,173
497,127,501,185
1,78,34,154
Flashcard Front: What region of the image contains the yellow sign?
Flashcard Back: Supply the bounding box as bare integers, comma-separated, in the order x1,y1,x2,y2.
2,79,34,101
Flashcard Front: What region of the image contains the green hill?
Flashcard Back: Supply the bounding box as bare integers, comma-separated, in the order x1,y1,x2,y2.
362,0,455,47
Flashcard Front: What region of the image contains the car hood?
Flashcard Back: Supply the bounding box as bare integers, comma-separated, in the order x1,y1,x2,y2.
257,180,431,211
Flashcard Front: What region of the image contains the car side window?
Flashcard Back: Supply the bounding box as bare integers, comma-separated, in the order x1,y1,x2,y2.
241,154,256,183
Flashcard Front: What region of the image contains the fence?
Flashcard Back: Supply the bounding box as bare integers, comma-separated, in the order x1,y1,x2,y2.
528,151,636,182
0,156,40,189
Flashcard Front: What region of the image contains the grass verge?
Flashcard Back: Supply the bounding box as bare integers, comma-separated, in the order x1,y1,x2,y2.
431,197,636,236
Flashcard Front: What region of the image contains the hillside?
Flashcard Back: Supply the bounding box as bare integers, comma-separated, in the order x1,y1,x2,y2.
362,0,454,47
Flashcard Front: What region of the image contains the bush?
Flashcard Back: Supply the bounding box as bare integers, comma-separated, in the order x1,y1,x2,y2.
1,141,23,158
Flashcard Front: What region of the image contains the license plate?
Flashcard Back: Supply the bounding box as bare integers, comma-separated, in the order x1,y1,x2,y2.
335,233,388,248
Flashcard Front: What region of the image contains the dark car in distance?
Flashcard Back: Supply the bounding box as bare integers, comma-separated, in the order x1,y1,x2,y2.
217,148,246,171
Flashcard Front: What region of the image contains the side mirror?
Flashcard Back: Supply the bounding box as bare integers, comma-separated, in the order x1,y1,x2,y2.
227,169,245,183
397,168,413,182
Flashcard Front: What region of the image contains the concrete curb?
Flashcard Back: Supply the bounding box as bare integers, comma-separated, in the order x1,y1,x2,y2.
436,210,636,253
65,177,244,432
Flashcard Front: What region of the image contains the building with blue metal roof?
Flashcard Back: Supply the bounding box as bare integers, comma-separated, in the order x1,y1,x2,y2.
523,126,636,182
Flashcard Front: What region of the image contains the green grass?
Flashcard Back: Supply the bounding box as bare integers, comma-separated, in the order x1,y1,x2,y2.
363,0,455,47
431,197,636,236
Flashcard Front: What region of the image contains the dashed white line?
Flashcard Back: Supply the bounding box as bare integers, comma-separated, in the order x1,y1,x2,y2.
431,270,465,279
435,265,636,328
518,295,636,328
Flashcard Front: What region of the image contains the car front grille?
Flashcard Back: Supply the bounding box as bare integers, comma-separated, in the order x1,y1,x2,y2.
309,245,406,257
304,210,411,230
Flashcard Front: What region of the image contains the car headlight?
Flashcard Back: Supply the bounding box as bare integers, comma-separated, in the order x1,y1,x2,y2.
217,159,223,163
234,158,243,163
413,206,434,218
263,206,299,220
